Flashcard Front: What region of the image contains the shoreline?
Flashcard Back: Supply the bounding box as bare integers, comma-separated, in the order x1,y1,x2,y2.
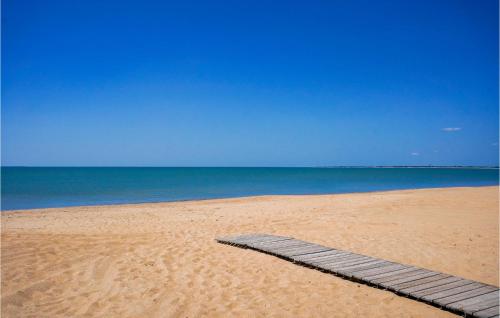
2,184,498,213
2,186,498,317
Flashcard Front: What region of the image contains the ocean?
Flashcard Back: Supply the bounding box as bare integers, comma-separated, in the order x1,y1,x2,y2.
1,167,498,211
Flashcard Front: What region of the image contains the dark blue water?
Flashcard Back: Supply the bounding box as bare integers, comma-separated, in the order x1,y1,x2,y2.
1,167,498,210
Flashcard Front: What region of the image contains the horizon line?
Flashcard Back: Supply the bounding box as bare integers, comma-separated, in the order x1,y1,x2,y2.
2,165,499,169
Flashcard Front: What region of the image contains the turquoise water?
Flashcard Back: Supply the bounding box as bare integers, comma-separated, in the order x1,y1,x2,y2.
1,167,498,210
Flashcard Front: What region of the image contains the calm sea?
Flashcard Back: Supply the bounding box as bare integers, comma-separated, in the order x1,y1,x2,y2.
1,167,498,211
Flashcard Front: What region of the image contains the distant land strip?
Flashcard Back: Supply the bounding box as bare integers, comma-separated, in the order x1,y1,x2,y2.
318,166,499,169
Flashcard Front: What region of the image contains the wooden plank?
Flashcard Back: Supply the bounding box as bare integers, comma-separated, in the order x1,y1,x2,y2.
363,266,421,284
264,240,312,248
259,242,312,252
216,234,500,317
301,253,356,265
217,235,257,244
264,243,318,254
317,257,373,274
354,264,408,278
342,260,393,272
422,282,487,303
321,256,374,267
245,237,294,246
293,250,346,262
268,243,317,251
308,253,359,264
247,237,298,245
326,258,382,271
473,305,499,318
409,280,476,299
338,261,393,276
446,290,499,314
252,240,309,249
227,234,275,243
399,276,463,294
384,273,450,292
222,235,293,246
344,264,405,278
433,286,498,306
371,269,431,284
364,267,420,282
298,251,351,261
312,253,364,263
285,246,330,257
319,259,382,273
280,246,332,257
313,255,368,266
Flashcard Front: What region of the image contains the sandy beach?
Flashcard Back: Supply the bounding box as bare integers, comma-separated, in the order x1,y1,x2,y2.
1,186,498,317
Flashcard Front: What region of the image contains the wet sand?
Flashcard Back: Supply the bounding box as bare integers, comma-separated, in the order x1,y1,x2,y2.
1,186,498,317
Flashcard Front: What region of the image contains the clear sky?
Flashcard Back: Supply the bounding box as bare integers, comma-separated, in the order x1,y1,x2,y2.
2,0,499,166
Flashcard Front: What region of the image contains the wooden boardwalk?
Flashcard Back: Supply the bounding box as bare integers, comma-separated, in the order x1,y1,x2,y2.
217,234,499,318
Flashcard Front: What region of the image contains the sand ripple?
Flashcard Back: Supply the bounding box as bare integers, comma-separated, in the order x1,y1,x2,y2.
2,187,498,317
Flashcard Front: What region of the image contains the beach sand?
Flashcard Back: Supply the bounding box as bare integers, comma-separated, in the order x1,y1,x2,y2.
1,186,498,317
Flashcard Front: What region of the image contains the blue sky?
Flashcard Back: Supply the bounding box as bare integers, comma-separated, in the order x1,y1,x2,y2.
2,0,499,166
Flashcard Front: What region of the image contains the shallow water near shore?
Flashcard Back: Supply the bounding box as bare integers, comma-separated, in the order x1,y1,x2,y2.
2,167,498,210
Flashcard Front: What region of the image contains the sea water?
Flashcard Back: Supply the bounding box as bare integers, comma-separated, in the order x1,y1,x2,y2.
2,167,498,210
